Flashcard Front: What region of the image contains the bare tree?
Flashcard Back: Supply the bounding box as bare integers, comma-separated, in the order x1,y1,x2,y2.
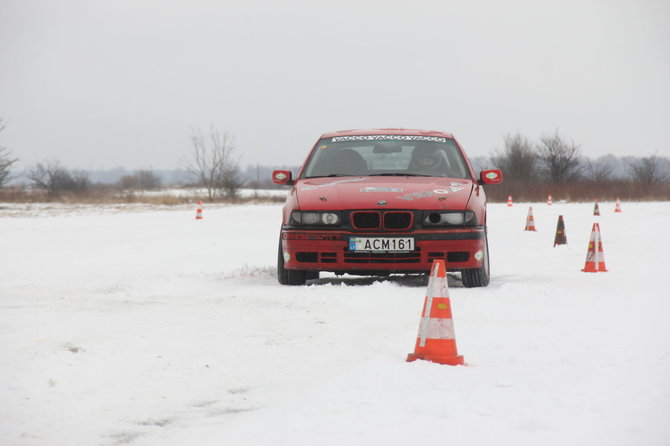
490,133,538,181
536,130,582,183
28,159,91,198
220,156,242,198
583,155,617,182
0,119,19,187
119,169,162,191
628,153,668,191
184,125,241,200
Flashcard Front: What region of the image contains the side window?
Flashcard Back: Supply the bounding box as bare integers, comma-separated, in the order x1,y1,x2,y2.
445,144,469,179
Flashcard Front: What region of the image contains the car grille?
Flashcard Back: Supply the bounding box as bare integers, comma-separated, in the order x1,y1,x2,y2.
296,252,337,263
383,212,412,230
351,211,413,231
352,212,380,229
295,249,470,265
344,247,422,264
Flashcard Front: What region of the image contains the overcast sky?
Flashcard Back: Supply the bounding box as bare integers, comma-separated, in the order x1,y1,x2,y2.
1,0,669,170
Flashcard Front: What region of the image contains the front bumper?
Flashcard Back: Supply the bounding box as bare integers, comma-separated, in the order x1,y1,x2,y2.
280,228,486,274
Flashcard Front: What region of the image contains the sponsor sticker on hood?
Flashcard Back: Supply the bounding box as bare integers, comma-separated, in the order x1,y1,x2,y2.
395,186,468,201
360,187,404,192
301,177,369,191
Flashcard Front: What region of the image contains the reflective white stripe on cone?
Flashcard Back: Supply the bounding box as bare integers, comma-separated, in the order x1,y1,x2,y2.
407,260,464,366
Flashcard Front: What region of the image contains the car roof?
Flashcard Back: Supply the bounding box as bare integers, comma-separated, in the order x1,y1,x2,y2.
320,128,455,139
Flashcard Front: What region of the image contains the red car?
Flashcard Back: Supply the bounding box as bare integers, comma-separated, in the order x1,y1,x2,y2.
272,129,502,286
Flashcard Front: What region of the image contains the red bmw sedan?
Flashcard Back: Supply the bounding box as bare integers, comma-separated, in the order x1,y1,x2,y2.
272,129,502,286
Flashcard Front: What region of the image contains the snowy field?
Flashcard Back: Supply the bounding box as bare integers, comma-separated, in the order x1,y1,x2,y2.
1,200,669,446
140,187,288,199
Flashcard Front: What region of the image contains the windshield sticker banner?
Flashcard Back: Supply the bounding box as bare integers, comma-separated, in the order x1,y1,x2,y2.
331,135,447,143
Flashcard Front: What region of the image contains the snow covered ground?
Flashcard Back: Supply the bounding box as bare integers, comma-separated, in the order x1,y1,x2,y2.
140,187,288,199
1,200,668,446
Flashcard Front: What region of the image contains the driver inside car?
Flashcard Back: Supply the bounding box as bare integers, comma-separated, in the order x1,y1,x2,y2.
409,144,448,176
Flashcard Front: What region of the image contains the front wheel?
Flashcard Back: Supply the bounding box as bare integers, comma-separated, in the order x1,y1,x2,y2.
277,237,307,285
461,230,490,288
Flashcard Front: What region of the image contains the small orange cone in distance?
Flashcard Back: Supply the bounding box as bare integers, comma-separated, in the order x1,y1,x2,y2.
507,195,513,207
196,201,203,220
547,194,553,205
593,200,600,216
553,215,567,246
407,260,464,366
524,207,537,231
582,223,608,272
615,199,622,213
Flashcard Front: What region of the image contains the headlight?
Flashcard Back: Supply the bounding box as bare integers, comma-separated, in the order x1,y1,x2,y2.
291,211,341,226
422,211,476,226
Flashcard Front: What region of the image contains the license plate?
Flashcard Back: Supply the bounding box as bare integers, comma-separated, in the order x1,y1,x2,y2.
349,237,415,253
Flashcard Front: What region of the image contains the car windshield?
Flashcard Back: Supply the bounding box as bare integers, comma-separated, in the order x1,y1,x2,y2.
301,135,470,179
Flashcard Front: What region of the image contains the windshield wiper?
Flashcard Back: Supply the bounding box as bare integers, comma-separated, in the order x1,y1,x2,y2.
368,173,433,177
305,174,358,179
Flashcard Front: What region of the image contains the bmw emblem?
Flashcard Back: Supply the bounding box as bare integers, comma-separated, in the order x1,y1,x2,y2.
378,200,387,206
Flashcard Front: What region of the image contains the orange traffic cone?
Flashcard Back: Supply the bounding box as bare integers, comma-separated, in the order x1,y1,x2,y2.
524,207,537,231
547,194,553,205
593,200,600,216
614,199,622,213
407,260,464,366
582,223,608,272
553,215,567,246
195,201,203,220
507,195,513,207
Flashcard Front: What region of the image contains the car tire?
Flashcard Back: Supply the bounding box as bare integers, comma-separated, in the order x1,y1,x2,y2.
461,230,490,288
277,237,307,285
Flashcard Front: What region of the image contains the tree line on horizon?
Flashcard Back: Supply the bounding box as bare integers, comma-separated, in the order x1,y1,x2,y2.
0,122,246,201
470,131,669,202
1,120,668,202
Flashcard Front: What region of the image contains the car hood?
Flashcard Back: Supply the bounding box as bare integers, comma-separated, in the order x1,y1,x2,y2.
294,176,474,210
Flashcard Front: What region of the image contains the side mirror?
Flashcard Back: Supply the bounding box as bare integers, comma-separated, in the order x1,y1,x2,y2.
478,169,503,185
272,170,293,185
